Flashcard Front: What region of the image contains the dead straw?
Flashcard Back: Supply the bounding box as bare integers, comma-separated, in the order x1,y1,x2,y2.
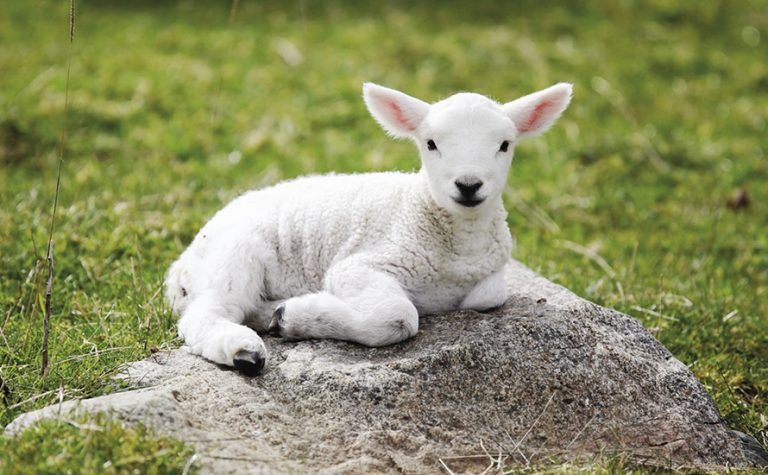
41,0,76,378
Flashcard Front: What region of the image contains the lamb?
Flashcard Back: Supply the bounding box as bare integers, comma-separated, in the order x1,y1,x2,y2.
165,82,573,375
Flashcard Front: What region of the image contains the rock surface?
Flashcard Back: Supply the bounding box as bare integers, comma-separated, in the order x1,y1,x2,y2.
6,261,767,473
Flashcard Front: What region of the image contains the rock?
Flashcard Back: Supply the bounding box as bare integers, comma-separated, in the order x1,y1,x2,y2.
6,261,766,473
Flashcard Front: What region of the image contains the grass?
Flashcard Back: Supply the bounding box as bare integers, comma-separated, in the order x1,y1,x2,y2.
1,0,766,471
0,414,195,474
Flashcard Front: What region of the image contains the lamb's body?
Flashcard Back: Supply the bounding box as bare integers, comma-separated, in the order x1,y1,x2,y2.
167,171,511,342
166,82,572,375
170,172,510,315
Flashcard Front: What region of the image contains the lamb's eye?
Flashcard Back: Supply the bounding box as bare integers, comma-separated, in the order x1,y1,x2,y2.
499,140,510,153
426,139,437,151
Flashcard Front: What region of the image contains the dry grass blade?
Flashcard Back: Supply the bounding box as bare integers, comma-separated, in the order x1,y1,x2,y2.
566,414,596,450
7,389,60,410
478,439,507,474
41,0,77,378
53,346,133,367
510,392,556,457
630,306,679,322
438,457,458,475
40,241,54,377
503,429,530,465
182,453,199,475
561,240,617,279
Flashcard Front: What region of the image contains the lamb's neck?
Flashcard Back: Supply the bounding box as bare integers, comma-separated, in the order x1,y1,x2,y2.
408,173,507,254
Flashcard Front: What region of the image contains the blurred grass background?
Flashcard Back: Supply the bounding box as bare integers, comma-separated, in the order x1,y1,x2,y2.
0,0,766,471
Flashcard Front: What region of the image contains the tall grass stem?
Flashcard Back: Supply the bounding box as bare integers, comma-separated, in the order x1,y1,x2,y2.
41,0,76,378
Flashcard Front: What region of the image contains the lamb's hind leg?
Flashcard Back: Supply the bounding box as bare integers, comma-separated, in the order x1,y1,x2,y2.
178,292,268,375
269,263,418,347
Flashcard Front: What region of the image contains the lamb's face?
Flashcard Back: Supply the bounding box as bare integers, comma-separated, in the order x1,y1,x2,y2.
416,94,515,213
363,82,573,215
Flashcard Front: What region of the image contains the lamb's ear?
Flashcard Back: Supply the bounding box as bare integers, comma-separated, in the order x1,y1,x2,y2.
503,83,573,139
363,83,430,139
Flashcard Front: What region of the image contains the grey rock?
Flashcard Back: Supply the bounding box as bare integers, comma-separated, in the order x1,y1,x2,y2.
6,261,766,473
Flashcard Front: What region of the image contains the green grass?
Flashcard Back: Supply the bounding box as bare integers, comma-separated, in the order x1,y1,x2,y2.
1,0,766,471
0,414,195,474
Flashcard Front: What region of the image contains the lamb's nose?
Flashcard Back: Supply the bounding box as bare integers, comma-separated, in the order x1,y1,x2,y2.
455,179,483,199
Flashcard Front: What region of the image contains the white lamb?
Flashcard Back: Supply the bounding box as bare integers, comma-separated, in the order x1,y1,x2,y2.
165,82,572,375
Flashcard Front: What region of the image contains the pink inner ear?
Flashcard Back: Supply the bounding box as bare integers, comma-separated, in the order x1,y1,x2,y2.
388,100,415,131
520,99,553,134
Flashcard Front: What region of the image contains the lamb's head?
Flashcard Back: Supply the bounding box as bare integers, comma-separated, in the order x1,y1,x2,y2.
363,82,572,214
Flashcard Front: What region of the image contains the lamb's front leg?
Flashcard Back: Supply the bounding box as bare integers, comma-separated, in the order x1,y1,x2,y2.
269,263,418,347
459,269,508,312
178,293,268,375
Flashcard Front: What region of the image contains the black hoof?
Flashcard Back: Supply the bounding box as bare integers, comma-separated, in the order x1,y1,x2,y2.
268,305,285,337
233,350,266,376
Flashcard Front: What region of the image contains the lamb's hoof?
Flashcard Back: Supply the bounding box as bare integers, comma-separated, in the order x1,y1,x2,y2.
233,350,266,376
268,305,285,337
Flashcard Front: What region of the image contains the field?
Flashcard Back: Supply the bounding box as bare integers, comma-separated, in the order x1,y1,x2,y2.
1,0,766,472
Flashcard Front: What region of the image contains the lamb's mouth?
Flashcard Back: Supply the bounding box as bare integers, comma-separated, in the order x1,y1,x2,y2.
454,198,485,208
